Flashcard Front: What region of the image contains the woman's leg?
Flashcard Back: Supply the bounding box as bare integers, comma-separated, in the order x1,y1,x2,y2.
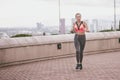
74,34,81,69
76,51,80,63
74,34,80,64
74,34,80,52
78,35,86,64
77,35,86,69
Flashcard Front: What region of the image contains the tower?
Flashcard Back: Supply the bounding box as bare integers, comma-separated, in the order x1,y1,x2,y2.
59,18,65,34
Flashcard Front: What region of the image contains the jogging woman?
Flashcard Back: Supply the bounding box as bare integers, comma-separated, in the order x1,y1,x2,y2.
72,13,89,70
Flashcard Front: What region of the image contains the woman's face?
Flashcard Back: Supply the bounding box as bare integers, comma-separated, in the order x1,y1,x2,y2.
76,14,81,21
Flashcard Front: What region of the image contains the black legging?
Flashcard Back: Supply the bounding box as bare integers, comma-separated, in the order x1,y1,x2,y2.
74,34,86,63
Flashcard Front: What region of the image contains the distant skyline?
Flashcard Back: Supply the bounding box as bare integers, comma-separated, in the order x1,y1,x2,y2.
0,0,120,28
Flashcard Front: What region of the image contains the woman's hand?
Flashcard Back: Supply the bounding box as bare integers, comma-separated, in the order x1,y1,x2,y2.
71,23,76,33
86,30,90,32
83,21,90,32
70,29,74,33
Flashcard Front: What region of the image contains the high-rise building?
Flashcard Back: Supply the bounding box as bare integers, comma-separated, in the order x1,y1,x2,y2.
119,20,120,30
59,18,65,34
36,22,44,29
71,18,76,25
0,32,9,39
92,19,99,32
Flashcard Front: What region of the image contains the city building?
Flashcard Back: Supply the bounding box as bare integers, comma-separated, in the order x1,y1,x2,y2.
0,32,9,39
36,22,44,29
59,18,65,34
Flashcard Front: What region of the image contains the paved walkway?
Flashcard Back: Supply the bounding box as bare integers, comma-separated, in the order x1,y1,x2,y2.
0,51,120,80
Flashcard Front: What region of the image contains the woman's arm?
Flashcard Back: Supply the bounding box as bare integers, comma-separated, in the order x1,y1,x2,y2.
71,23,76,33
83,21,90,32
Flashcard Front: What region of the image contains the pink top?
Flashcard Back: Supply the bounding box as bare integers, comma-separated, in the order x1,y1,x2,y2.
74,23,85,33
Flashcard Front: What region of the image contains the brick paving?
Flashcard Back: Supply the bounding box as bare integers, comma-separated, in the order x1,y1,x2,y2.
0,51,120,80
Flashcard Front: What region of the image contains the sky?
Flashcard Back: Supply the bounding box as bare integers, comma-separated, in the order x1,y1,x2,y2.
0,0,120,28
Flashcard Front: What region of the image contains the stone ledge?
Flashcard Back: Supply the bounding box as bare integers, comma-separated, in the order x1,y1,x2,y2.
0,32,120,49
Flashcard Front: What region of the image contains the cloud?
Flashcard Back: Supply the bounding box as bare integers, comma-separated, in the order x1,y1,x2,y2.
41,0,120,7
0,0,119,27
0,0,59,27
59,0,120,8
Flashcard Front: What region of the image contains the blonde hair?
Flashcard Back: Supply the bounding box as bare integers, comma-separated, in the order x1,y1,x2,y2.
75,13,81,18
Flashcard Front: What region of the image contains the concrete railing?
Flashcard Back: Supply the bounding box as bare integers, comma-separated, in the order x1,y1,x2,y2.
0,31,120,67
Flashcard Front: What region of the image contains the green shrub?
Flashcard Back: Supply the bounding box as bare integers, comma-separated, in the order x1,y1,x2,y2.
51,34,58,35
100,29,120,32
99,29,114,32
117,29,120,31
11,34,32,38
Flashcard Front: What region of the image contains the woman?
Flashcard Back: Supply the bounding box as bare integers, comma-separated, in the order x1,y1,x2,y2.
72,13,89,70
